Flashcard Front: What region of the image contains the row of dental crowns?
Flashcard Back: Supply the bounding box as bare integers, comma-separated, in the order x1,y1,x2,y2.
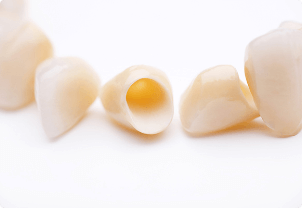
1,0,302,138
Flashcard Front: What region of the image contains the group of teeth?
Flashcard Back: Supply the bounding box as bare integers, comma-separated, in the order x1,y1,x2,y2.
1,0,302,138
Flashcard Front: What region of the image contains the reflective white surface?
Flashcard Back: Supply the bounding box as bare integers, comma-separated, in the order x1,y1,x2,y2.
245,28,302,137
179,65,259,134
0,0,302,207
35,57,100,138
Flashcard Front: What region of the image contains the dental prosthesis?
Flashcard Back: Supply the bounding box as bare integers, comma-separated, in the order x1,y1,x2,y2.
1,0,302,138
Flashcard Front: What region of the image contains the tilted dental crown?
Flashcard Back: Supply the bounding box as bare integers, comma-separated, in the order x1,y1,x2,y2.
179,65,259,134
101,65,174,135
35,57,101,138
245,21,302,137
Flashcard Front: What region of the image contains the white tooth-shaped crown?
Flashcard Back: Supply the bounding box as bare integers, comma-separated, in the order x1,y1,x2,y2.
0,22,53,110
100,65,174,135
35,57,101,138
245,28,302,137
179,65,259,135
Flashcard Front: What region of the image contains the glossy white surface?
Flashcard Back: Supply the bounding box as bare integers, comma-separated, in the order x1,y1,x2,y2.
245,27,302,136
180,65,259,134
0,0,302,208
35,57,100,138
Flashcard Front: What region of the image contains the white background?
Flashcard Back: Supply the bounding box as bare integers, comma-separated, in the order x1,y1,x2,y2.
1,0,302,207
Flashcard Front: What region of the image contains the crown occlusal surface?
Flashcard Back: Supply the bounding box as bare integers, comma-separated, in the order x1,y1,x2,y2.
100,65,174,134
179,65,259,135
35,57,101,138
0,22,53,110
245,26,302,137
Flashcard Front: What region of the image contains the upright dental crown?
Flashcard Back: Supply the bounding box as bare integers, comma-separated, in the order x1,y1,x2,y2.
245,21,302,136
101,65,174,135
